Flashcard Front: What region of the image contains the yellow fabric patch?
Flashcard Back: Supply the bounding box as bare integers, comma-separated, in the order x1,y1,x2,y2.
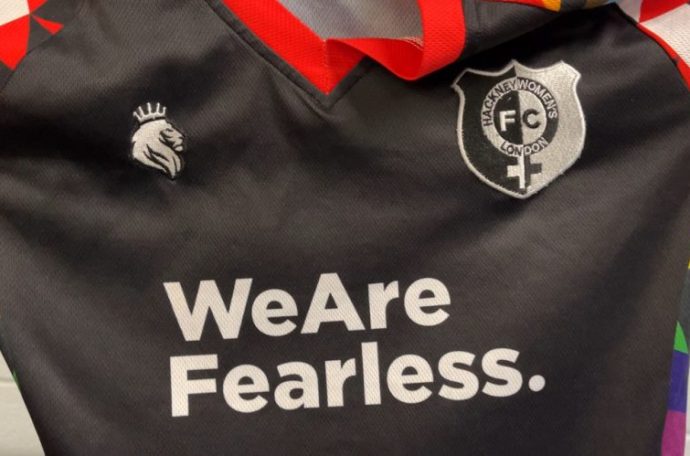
543,0,561,11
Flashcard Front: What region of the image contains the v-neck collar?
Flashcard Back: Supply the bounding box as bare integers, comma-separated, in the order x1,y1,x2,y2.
204,0,466,101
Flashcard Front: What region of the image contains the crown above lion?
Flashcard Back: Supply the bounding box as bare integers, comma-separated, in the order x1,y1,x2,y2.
133,102,168,124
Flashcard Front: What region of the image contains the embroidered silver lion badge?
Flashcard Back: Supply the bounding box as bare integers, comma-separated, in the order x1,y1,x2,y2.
131,102,186,179
452,61,585,199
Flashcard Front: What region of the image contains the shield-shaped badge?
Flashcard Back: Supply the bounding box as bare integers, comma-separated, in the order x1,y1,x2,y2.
452,60,585,199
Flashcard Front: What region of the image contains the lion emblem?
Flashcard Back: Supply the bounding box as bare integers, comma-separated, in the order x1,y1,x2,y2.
131,102,186,179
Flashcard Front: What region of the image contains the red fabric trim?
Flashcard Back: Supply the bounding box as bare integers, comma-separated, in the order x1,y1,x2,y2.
0,16,30,70
638,23,679,59
678,60,690,88
28,0,48,13
638,23,690,88
639,0,687,22
220,0,465,94
33,15,64,35
481,0,546,9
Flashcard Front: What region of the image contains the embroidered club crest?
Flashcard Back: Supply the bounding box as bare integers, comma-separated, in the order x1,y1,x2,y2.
452,61,585,199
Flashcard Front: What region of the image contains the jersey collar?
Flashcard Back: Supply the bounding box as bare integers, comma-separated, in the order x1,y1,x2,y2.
215,0,466,94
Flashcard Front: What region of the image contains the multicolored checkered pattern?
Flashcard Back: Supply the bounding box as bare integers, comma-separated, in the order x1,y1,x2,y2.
0,0,81,88
618,0,690,87
487,0,690,87
0,0,64,70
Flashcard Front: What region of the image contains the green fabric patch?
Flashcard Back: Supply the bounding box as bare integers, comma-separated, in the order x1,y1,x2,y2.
675,322,688,354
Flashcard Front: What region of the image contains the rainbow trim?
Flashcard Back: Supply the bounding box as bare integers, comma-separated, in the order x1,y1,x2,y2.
662,323,688,456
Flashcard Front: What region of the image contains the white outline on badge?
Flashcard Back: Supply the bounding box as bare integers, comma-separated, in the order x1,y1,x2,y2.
452,60,586,199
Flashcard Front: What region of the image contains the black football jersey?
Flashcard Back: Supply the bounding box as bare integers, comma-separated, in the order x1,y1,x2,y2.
1,0,689,455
